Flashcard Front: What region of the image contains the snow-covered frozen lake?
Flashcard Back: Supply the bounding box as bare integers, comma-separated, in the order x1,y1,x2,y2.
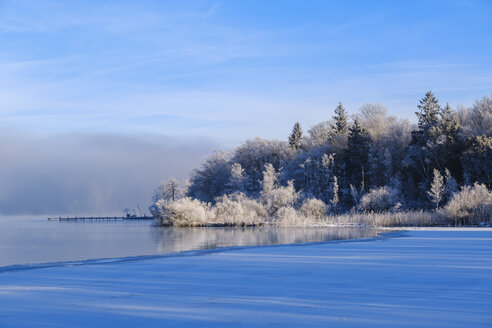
0,228,491,327
0,217,378,267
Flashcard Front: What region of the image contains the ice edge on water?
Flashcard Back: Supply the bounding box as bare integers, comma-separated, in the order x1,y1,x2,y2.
0,230,402,273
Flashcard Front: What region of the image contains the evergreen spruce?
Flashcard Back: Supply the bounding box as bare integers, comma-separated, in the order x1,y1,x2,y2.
288,122,303,150
345,118,371,191
416,90,442,139
404,91,445,200
439,103,461,141
332,102,349,136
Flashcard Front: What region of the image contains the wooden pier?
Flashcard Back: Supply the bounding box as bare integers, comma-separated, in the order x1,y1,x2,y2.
48,216,154,221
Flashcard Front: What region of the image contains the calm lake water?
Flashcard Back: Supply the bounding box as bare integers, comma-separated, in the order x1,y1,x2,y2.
0,217,380,267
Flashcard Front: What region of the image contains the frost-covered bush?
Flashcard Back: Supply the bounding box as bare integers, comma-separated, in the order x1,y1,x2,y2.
261,180,299,215
358,186,401,213
150,178,184,217
214,193,267,225
330,210,439,227
274,206,308,226
439,183,492,225
259,163,299,215
160,197,212,226
299,198,327,220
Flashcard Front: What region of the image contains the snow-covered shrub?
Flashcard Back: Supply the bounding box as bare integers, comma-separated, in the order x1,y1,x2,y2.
299,198,327,220
259,163,299,215
150,178,184,218
439,183,492,225
329,210,439,227
214,193,266,225
274,206,307,226
160,197,212,226
261,180,299,215
358,186,401,213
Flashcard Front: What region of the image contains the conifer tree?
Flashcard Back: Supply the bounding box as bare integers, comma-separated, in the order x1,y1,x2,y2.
345,118,371,191
440,103,460,140
332,102,349,136
416,90,442,139
404,91,445,199
288,122,303,150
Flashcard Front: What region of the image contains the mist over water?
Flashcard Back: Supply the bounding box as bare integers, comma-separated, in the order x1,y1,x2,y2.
0,217,380,267
0,130,217,216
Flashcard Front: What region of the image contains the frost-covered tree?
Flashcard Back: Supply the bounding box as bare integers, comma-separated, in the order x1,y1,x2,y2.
261,163,278,194
332,102,349,136
288,122,303,150
470,95,492,136
331,176,339,214
155,92,492,220
295,152,336,203
187,151,231,202
260,163,298,215
440,103,461,141
404,91,447,200
358,105,411,189
329,102,350,152
358,103,391,141
226,163,247,194
443,168,458,204
232,138,293,193
416,90,442,138
149,178,183,217
306,120,333,148
428,169,444,209
461,134,492,187
458,94,492,138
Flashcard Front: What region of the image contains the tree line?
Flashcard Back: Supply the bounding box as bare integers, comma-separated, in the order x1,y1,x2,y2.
151,91,492,226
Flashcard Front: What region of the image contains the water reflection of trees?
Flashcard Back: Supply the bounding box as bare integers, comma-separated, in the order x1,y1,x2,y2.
154,227,380,254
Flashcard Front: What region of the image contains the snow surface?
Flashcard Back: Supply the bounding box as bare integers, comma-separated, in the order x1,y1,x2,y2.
1,230,492,327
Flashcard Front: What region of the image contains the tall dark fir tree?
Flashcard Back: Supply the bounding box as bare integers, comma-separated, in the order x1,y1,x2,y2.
332,102,349,136
403,91,459,204
415,90,441,140
345,118,371,192
288,122,303,150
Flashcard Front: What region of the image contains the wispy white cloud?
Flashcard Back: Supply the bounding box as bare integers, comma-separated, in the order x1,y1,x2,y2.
0,0,490,143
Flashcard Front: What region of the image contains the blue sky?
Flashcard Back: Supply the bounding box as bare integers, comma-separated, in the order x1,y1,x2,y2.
1,0,491,145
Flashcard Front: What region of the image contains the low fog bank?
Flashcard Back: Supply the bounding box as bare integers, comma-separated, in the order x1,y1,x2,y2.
0,129,217,216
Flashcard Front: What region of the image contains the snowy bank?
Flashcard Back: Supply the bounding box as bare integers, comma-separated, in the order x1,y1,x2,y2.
1,229,492,327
